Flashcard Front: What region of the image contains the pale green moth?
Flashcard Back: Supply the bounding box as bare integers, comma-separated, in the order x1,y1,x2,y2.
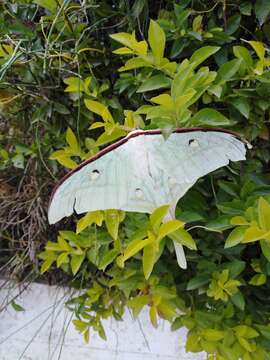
48,129,249,269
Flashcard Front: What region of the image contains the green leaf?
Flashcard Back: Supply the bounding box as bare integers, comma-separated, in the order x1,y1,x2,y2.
158,220,184,241
226,14,241,35
225,227,246,248
225,260,246,279
248,41,265,61
190,46,220,69
240,2,252,15
230,98,250,119
168,228,197,250
97,322,107,341
143,243,157,279
255,0,270,26
119,57,149,72
216,59,241,84
84,100,113,122
150,205,170,233
187,274,210,290
148,20,166,60
128,295,149,318
157,300,177,321
137,75,171,93
71,253,85,275
260,240,270,262
231,291,245,311
84,329,90,343
191,108,231,127
255,324,270,340
258,197,270,231
11,300,25,312
73,319,88,333
233,46,253,68
99,249,118,270
249,273,267,286
34,0,57,12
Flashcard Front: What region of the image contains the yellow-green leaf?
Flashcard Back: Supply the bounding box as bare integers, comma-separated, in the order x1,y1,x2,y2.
122,237,154,262
234,325,259,339
64,77,84,93
56,156,77,169
34,0,57,12
249,273,267,286
71,253,85,275
148,20,165,60
84,99,113,122
143,243,157,280
168,228,196,250
128,295,149,318
175,89,196,109
224,226,246,248
96,127,126,146
189,46,220,69
243,226,270,243
76,211,103,234
150,205,170,233
230,216,249,226
258,197,270,231
110,32,133,48
113,47,134,55
84,329,90,343
57,235,72,251
40,258,54,274
158,220,184,241
104,209,122,240
56,252,69,267
150,94,173,107
201,329,224,342
149,306,158,328
119,57,149,72
89,122,105,130
249,41,265,60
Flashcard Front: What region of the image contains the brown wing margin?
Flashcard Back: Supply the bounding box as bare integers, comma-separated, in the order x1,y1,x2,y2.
48,127,244,210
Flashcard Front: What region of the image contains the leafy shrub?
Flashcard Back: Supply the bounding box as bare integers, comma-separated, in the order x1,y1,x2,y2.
1,1,270,359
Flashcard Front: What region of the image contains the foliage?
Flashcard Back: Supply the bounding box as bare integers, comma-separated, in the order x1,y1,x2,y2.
1,1,270,359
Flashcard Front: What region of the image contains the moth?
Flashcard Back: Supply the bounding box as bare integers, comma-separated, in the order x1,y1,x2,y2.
48,128,249,269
